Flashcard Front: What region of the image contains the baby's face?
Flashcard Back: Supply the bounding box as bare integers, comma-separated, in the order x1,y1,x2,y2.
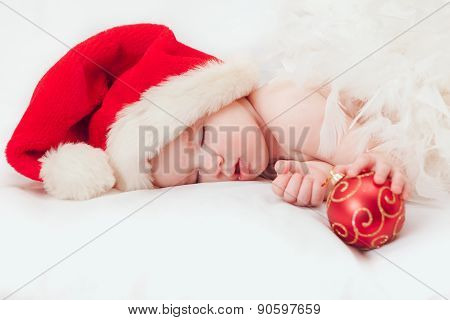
150,98,269,187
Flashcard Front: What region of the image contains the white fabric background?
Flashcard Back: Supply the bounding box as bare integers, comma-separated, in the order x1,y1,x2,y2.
0,0,449,299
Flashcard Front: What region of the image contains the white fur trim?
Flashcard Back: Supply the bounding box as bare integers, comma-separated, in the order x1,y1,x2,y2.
39,143,116,200
106,59,259,191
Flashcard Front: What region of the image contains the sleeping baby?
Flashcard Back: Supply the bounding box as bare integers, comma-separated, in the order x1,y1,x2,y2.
6,24,410,203
150,78,410,207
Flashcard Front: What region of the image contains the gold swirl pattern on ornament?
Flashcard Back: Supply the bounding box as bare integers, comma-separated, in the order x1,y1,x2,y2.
332,222,358,244
330,176,362,203
384,191,396,204
358,171,375,178
377,186,403,218
326,191,332,208
370,235,389,248
331,223,348,237
351,207,385,238
393,213,405,237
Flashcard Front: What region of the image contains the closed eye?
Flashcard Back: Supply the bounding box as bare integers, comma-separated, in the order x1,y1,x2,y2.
195,125,205,184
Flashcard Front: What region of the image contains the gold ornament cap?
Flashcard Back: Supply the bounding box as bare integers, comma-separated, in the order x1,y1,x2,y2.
321,168,346,188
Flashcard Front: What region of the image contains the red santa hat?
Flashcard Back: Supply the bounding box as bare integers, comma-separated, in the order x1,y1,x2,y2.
5,24,258,200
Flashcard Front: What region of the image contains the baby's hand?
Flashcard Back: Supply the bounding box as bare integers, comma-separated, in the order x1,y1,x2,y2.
271,160,330,207
333,152,410,200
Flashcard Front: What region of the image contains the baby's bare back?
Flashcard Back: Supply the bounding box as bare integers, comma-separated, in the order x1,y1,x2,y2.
248,78,364,166
248,78,374,168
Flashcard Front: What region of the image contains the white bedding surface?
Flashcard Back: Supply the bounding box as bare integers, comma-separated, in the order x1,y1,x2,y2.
1,0,449,300
1,178,450,299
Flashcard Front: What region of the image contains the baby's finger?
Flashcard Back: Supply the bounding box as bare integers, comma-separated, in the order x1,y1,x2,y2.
284,173,303,203
347,154,376,177
311,178,326,207
272,172,293,197
402,182,411,200
275,160,308,175
274,160,290,174
390,169,404,194
373,161,391,185
297,175,313,206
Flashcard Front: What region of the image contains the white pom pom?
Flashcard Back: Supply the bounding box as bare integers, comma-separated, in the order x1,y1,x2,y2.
39,143,116,200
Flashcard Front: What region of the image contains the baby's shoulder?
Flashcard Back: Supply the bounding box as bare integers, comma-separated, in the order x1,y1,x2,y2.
248,78,329,163
248,78,326,127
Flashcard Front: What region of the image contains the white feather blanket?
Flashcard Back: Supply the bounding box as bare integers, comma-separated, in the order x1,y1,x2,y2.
259,0,450,203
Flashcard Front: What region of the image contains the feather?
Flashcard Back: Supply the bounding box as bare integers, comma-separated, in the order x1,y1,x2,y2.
317,87,348,159
260,0,450,201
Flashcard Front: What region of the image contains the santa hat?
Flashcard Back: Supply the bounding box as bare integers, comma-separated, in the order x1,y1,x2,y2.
5,24,258,200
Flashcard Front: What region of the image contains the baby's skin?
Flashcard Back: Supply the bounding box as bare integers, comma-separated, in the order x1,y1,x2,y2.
150,78,410,207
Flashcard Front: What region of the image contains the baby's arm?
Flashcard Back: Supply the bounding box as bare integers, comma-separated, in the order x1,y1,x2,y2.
272,159,333,207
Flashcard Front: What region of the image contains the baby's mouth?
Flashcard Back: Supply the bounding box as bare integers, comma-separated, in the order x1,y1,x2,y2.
236,159,252,180
229,159,241,180
235,160,241,176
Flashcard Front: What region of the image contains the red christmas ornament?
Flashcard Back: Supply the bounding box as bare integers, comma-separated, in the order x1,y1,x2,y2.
324,169,405,250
